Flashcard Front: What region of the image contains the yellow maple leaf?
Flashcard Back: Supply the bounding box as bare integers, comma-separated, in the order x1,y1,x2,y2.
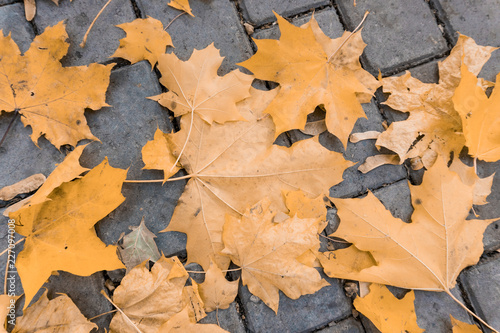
450,315,482,333
142,88,351,271
0,22,113,149
159,307,229,333
354,284,423,333
221,197,329,313
112,17,173,68
453,62,500,162
12,290,96,332
168,0,194,17
239,13,379,146
10,158,126,307
198,261,239,312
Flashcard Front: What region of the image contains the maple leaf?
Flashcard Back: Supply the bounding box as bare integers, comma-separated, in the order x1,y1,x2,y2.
143,88,351,271
450,315,482,333
109,256,204,332
0,22,113,149
168,0,194,17
375,35,496,168
159,307,229,333
353,284,423,333
453,63,500,162
142,128,181,181
239,13,379,146
112,17,173,68
10,158,126,307
319,157,493,294
12,290,96,332
118,217,161,272
198,261,239,312
221,197,329,313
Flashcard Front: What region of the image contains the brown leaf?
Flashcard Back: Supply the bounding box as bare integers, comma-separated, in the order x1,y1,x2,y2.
198,261,239,312
159,307,229,333
0,174,45,201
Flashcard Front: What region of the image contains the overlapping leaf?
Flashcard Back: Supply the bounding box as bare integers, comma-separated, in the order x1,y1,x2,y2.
198,261,239,312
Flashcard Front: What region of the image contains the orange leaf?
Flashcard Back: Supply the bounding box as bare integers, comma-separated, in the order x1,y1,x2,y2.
450,315,482,333
168,0,194,17
198,261,239,312
159,307,229,333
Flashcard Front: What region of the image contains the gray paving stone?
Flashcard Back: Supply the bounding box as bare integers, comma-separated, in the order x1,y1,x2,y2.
0,3,35,53
371,179,412,223
199,302,246,333
136,0,253,75
336,0,448,76
316,317,365,333
33,0,135,66
431,0,500,82
80,61,186,258
0,0,18,6
459,253,500,330
253,7,344,41
239,273,352,333
239,0,330,26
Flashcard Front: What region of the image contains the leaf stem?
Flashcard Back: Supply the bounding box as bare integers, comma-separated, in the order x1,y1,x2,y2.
89,309,117,321
318,233,350,244
123,174,193,183
165,12,186,30
100,290,143,333
184,267,242,274
80,0,114,48
327,11,369,64
445,289,499,333
170,109,195,173
0,238,25,258
0,110,19,148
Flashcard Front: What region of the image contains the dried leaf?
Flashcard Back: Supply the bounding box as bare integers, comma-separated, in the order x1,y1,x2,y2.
317,245,376,277
159,307,229,333
349,130,381,143
112,17,173,68
12,290,97,332
353,284,423,333
118,217,161,272
182,281,206,322
0,22,113,149
449,159,495,205
0,295,17,333
10,159,126,307
198,261,239,312
299,119,327,136
151,43,252,125
0,174,45,201
239,14,379,146
221,198,329,313
450,314,482,333
358,154,399,173
168,0,194,17
23,0,36,21
142,128,180,181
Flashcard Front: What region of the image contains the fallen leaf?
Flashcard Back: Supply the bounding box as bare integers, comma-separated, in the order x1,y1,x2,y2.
10,158,126,307
118,217,161,271
159,307,229,333
0,173,45,201
321,157,493,294
317,245,376,277
450,314,482,333
12,290,96,332
358,154,400,173
375,35,496,167
449,159,494,205
143,88,351,271
198,261,239,312
151,43,252,125
349,130,381,143
142,128,181,181
221,197,329,313
112,17,173,68
239,13,379,146
0,295,17,333
0,22,113,149
168,0,194,17
453,62,500,162
353,284,423,333
109,256,190,332
182,281,206,322
299,119,327,136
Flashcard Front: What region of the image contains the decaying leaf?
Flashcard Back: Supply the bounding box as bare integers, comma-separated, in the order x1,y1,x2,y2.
0,22,113,149
221,197,329,313
110,256,193,332
112,17,173,68
239,13,379,146
375,35,496,167
118,217,161,271
182,281,206,322
453,63,500,162
10,159,126,307
353,284,423,333
320,158,493,294
317,245,376,277
151,43,253,125
0,173,45,201
358,154,399,173
143,88,351,271
168,0,194,17
159,307,229,333
450,314,482,333
12,290,96,332
349,130,381,143
198,261,239,312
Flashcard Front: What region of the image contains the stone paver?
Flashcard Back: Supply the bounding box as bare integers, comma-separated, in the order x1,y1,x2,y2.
0,0,16,6
0,3,35,53
136,0,253,75
336,0,448,75
239,0,329,26
199,303,246,333
33,0,136,66
460,253,500,329
316,317,365,333
239,273,352,333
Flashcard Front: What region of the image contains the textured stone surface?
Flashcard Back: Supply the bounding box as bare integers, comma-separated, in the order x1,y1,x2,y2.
33,0,135,66
431,0,500,82
239,0,330,26
199,303,246,333
372,179,412,223
316,317,365,333
239,273,352,333
0,3,35,53
459,253,500,330
336,0,448,75
136,0,253,75
253,7,344,40
0,0,17,6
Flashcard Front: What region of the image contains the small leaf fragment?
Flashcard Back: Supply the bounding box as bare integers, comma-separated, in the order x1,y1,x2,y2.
198,261,239,312
168,0,194,17
450,314,482,333
159,307,229,333
0,174,45,201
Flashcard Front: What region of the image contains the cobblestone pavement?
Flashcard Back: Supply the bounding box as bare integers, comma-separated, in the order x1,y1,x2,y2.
0,0,499,332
